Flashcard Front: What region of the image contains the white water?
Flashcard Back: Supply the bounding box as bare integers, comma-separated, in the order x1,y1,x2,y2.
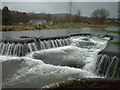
96,54,120,78
1,36,109,88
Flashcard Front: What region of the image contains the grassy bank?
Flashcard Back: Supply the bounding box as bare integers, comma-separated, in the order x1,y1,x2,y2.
1,23,119,31
1,25,38,31
105,30,120,34
43,79,120,89
104,30,120,46
111,42,120,46
46,24,119,29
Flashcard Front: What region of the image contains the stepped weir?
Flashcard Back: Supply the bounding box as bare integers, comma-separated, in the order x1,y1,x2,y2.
96,50,120,78
1,33,120,88
0,34,119,75
0,36,71,56
0,33,95,56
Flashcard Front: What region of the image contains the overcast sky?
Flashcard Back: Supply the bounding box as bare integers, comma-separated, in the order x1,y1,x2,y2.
2,2,118,18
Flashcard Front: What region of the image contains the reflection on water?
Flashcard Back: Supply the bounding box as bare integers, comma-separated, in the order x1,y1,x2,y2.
1,27,119,39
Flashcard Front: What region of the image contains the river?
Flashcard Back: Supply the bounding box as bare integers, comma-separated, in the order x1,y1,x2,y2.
1,26,119,39
0,26,119,88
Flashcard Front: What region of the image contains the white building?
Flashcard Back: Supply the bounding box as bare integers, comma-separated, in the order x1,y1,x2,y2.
29,19,47,25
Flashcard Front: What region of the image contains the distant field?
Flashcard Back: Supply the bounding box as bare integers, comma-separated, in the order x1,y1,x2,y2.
1,24,119,31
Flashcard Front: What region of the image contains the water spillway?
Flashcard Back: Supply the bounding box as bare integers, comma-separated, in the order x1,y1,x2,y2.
0,37,71,56
0,34,97,56
96,51,120,78
1,33,120,88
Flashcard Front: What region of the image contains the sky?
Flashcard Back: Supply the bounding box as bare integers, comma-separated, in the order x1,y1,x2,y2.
2,2,119,18
1,0,120,2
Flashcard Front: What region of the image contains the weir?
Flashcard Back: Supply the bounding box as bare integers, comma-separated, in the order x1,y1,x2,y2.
1,33,120,88
96,51,120,78
0,37,71,56
0,34,119,76
0,33,94,56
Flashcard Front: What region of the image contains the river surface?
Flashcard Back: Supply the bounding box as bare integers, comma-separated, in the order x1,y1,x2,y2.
1,27,119,39
1,26,119,53
0,26,119,88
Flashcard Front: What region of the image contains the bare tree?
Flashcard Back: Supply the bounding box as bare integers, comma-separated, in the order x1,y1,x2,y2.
118,1,120,23
67,1,74,23
91,8,110,24
68,2,72,15
76,10,81,16
74,10,81,23
76,10,81,22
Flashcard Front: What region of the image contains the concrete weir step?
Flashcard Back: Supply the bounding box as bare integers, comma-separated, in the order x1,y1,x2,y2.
0,33,115,43
0,33,92,43
98,50,120,58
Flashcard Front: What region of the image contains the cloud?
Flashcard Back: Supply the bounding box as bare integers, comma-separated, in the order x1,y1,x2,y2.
2,2,118,17
1,0,120,2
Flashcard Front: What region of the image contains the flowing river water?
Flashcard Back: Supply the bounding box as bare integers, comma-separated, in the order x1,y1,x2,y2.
0,27,119,88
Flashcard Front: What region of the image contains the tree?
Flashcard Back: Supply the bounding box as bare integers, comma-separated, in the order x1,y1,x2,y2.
91,9,110,24
74,10,81,23
67,2,74,23
76,10,81,16
12,11,29,24
118,2,120,21
2,6,13,25
0,9,2,25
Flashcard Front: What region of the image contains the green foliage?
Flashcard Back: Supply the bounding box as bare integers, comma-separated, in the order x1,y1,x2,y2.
2,6,13,25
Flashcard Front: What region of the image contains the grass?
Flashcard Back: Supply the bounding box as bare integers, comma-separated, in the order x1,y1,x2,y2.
1,25,38,29
111,42,120,45
46,23,119,29
105,30,120,46
1,24,38,31
1,23,120,31
105,30,120,34
104,30,120,46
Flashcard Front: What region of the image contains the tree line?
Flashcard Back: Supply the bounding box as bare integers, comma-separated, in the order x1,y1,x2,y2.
2,6,111,25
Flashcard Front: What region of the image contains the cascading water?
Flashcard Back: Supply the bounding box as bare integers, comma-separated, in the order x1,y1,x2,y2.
0,38,71,56
95,54,120,78
1,35,119,88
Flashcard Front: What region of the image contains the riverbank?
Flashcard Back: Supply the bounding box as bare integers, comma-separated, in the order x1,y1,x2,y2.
1,23,119,31
42,78,120,89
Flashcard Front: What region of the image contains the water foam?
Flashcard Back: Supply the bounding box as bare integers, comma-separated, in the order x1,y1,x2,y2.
3,57,99,88
2,36,110,88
